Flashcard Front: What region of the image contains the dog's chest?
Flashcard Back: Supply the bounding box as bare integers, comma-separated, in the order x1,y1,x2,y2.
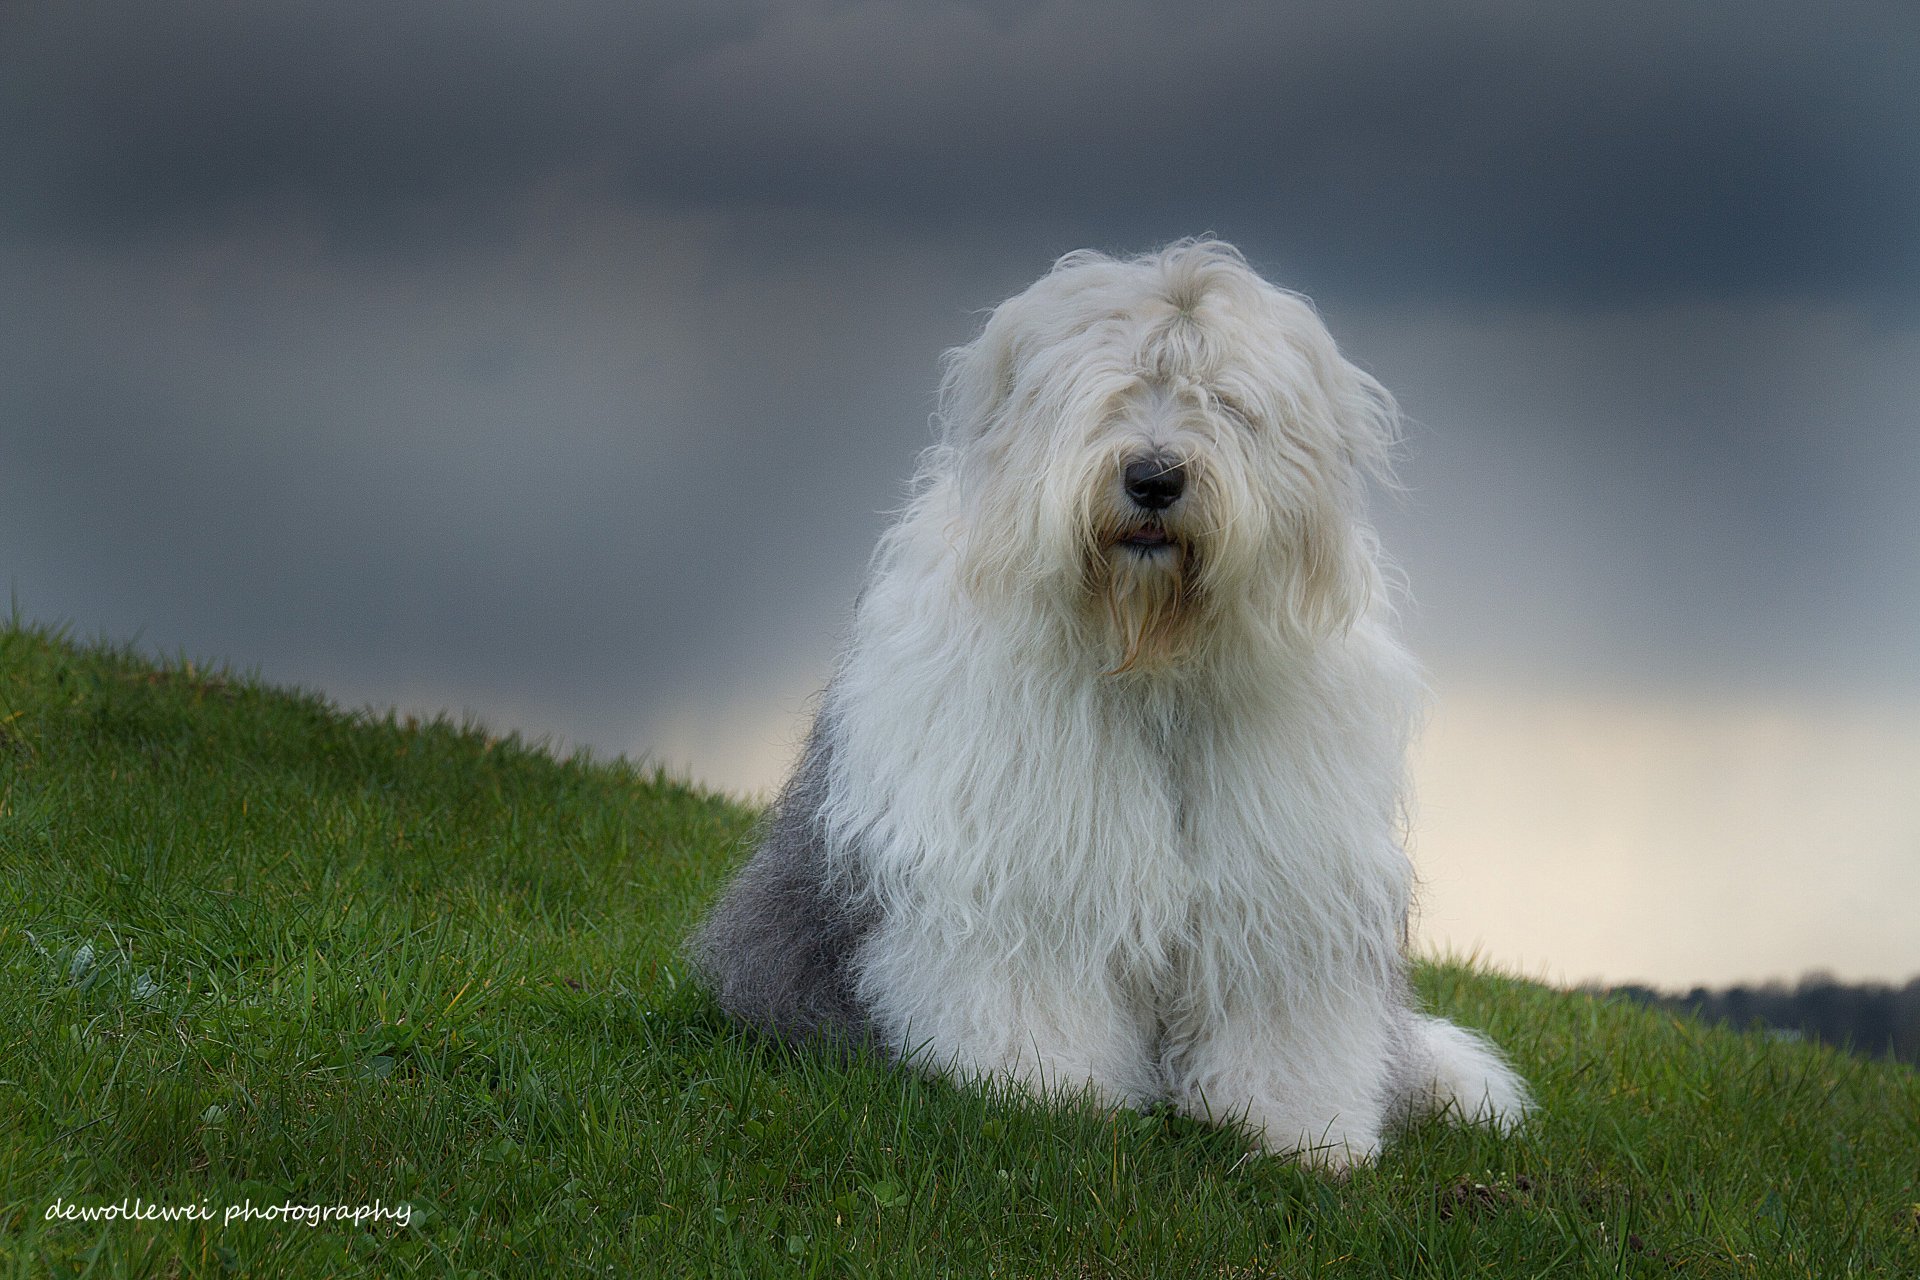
1134,699,1197,851
1113,677,1381,885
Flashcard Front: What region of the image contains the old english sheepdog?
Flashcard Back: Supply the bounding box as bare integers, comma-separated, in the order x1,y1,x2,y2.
692,240,1529,1169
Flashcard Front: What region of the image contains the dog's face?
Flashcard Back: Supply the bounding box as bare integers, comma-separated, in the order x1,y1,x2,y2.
935,242,1398,672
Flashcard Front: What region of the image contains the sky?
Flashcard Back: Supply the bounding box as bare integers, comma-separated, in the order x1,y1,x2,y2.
4,1,1917,988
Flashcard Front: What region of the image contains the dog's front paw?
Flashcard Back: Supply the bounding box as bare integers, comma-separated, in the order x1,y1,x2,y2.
1238,1109,1382,1177
1278,1127,1381,1178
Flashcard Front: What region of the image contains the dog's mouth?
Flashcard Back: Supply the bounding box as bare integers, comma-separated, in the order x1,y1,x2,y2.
1114,525,1174,553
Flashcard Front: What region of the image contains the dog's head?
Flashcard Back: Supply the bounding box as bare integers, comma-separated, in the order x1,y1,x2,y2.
933,240,1399,673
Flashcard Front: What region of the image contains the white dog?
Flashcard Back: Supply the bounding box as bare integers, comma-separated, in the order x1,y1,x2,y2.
693,240,1529,1169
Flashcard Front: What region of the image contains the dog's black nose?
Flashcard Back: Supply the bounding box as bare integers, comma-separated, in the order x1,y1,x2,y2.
1123,455,1186,510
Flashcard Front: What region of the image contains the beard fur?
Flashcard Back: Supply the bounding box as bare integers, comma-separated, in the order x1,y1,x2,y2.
1095,540,1199,674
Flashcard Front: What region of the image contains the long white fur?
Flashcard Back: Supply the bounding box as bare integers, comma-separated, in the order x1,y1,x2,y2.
698,240,1530,1169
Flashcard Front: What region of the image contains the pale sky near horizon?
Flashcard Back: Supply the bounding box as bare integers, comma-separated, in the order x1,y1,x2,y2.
4,1,1916,989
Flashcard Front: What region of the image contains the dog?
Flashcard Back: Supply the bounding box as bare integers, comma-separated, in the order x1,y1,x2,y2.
691,240,1529,1169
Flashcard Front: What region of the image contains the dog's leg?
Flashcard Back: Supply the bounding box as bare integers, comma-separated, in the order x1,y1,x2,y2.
859,927,1161,1109
1164,988,1398,1173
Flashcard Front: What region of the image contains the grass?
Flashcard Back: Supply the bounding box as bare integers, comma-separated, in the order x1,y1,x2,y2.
0,619,1915,1278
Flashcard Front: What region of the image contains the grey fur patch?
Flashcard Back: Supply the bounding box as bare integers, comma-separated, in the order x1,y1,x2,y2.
686,713,878,1048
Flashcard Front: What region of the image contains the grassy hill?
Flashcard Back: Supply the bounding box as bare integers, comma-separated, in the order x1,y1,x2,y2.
1,621,1915,1277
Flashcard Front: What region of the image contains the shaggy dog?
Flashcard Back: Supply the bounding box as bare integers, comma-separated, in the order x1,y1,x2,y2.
692,240,1529,1169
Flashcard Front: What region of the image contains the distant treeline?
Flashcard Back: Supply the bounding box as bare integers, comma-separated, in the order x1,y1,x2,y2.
1605,975,1920,1067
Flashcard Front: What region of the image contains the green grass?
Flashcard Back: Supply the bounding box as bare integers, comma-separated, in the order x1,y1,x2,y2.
0,620,1915,1278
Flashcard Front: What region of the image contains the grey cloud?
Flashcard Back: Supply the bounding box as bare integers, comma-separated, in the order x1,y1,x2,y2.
5,2,1915,307
648,2,1919,304
0,204,997,749
0,1,760,237
1358,302,1920,696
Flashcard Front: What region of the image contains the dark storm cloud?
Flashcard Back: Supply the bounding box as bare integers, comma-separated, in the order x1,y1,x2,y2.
642,1,1920,305
0,203,997,758
5,1,1916,306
